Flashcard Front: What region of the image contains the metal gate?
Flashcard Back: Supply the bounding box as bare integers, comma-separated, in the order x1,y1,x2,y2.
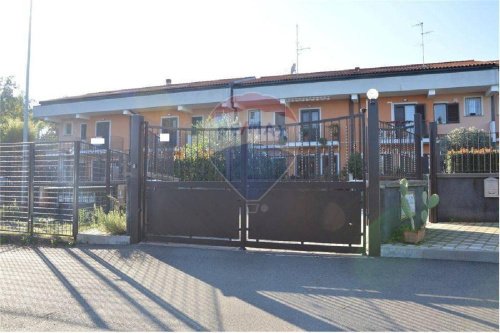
143,114,366,253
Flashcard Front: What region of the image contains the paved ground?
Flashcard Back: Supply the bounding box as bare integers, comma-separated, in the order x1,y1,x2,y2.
0,243,498,331
382,222,499,263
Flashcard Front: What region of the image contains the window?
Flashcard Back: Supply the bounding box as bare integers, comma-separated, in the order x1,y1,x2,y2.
63,122,72,136
433,103,459,124
80,124,87,140
300,108,320,141
296,153,339,179
321,154,339,179
275,112,285,127
296,154,318,179
191,116,203,127
394,104,416,123
191,116,203,135
161,117,178,146
249,110,261,127
465,97,482,116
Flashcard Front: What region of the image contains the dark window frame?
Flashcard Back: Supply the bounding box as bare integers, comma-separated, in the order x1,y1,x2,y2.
433,103,460,124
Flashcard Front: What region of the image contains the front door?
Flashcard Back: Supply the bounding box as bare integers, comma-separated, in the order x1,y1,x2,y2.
161,117,178,147
96,122,110,149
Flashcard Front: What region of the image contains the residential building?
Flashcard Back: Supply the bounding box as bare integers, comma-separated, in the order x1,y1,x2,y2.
34,60,499,165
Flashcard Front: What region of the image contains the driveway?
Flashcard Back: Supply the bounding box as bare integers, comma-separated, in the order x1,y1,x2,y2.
0,243,498,331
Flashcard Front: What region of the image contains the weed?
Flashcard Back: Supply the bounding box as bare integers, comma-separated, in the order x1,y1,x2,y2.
20,234,36,246
0,235,9,244
387,225,412,243
93,206,127,235
50,237,63,247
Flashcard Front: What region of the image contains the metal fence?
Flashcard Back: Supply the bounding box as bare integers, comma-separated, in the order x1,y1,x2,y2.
379,118,422,180
0,141,128,237
438,130,499,173
145,115,366,183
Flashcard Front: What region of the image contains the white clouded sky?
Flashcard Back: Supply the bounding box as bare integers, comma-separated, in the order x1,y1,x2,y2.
0,0,498,103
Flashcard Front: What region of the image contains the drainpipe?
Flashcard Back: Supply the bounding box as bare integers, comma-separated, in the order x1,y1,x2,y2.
228,77,256,119
491,95,497,143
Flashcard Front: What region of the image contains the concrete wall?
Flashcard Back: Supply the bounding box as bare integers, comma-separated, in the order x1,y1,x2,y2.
437,174,499,222
380,180,428,242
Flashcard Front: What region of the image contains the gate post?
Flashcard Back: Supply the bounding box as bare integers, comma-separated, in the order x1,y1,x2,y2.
367,91,381,256
128,114,145,243
28,142,35,235
414,113,423,179
105,148,111,213
240,127,248,250
72,141,80,239
429,122,439,223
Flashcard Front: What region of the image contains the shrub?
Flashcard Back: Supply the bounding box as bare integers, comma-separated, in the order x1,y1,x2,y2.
347,152,363,180
78,197,127,235
443,127,492,150
93,206,127,235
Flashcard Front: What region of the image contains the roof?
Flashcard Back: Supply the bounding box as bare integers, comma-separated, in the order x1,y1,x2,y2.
240,59,499,86
40,59,498,105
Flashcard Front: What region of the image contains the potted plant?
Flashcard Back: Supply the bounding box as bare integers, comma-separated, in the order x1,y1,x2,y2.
400,178,439,244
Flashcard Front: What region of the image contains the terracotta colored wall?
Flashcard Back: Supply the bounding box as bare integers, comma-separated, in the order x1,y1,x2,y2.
377,93,494,134
57,92,497,155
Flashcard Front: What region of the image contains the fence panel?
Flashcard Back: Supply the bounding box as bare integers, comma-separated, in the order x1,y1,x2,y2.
32,142,75,236
0,143,30,233
0,141,129,237
438,131,499,174
379,120,420,179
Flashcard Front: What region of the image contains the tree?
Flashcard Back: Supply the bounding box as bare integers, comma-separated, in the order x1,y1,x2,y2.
0,76,24,123
0,76,57,143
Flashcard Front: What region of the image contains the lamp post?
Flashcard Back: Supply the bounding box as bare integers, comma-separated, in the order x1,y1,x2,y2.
23,0,33,142
366,88,381,256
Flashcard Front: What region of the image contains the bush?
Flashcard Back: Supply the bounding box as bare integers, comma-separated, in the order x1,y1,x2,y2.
93,206,127,235
347,152,363,180
443,127,492,150
78,197,126,235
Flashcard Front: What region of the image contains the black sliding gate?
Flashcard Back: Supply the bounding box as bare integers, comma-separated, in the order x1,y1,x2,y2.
143,114,366,253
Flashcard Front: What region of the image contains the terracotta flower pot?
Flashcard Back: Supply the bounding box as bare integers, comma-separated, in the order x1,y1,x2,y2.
403,228,426,244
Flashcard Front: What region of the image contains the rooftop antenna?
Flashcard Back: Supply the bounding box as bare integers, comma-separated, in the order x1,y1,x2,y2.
413,22,433,65
295,24,310,73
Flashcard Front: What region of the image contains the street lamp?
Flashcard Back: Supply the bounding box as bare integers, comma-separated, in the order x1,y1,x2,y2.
367,88,379,101
366,88,380,257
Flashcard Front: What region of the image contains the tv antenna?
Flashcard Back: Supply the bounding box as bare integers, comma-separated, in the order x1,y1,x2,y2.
413,22,433,65
295,24,310,73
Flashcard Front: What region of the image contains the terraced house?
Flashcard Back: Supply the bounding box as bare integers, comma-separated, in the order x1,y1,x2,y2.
33,59,499,178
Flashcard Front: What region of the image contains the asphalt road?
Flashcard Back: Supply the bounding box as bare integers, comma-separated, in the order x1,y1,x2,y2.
0,243,498,331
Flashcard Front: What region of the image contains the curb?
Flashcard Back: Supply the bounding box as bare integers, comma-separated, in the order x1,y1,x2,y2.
381,244,499,263
77,234,130,245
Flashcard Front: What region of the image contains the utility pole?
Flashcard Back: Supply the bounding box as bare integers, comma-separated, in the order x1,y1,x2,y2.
295,24,310,74
413,22,433,65
23,0,33,142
